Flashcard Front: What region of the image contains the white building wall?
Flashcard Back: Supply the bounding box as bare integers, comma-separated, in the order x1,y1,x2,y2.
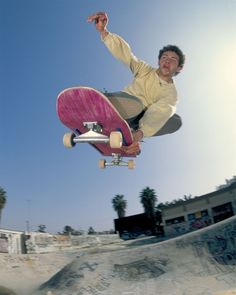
0,229,25,254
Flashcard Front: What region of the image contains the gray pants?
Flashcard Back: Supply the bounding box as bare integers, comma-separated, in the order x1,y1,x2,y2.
104,91,182,137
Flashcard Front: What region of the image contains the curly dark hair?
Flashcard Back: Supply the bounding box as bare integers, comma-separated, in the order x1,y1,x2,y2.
158,45,185,67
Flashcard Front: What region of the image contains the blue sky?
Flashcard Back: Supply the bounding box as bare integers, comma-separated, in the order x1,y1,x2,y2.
1,0,235,233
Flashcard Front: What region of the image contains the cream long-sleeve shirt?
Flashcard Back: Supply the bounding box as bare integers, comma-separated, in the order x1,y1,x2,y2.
102,32,178,137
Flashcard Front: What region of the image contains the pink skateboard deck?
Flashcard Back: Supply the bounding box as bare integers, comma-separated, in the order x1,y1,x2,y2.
57,87,136,159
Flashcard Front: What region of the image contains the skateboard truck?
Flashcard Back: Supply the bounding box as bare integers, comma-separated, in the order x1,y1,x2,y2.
62,122,135,169
83,122,103,133
73,122,109,144
99,154,135,169
63,122,122,148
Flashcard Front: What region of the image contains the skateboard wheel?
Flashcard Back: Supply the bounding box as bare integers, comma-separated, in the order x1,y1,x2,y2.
63,132,76,148
128,160,135,169
99,159,106,169
109,131,122,148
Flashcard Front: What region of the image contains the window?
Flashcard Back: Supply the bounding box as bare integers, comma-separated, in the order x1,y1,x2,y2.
188,210,209,221
165,216,185,225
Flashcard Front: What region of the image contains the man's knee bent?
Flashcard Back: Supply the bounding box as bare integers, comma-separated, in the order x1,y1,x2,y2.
153,114,182,137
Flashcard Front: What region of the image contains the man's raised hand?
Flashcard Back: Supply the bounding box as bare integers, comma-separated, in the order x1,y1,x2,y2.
87,12,109,35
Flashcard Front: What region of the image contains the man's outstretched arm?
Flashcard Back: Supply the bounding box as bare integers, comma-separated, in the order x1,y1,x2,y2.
87,12,109,39
87,12,143,155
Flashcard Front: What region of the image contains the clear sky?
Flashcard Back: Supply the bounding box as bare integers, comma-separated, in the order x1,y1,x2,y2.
1,0,235,234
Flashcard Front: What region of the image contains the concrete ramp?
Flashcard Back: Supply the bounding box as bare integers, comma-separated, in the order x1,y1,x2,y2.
38,216,236,295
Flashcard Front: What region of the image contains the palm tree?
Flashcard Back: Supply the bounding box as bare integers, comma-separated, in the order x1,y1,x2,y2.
63,225,74,235
0,187,7,226
139,187,157,234
112,195,127,218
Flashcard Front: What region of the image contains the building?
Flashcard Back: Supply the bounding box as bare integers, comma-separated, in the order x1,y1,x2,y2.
0,229,26,254
162,182,236,237
114,213,153,239
0,229,120,254
113,182,236,239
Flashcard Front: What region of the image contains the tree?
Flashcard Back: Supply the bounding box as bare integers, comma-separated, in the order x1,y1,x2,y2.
156,202,169,210
37,224,46,233
139,187,157,235
88,226,96,235
0,187,7,226
112,195,127,218
60,226,83,236
156,194,193,210
155,209,163,226
63,225,74,235
216,176,236,190
183,194,193,201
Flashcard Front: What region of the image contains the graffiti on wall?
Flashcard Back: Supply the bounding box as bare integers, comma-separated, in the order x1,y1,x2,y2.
189,216,212,230
207,232,236,265
165,223,189,237
176,219,236,271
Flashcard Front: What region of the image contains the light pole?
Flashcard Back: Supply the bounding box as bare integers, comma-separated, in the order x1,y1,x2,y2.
26,199,31,233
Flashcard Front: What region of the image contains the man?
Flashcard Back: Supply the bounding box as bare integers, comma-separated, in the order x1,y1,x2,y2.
87,12,185,155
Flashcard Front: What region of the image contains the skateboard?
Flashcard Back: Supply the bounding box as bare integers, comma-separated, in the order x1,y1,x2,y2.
57,86,138,169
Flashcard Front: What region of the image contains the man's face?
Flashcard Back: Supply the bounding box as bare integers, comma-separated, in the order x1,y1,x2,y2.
158,51,182,77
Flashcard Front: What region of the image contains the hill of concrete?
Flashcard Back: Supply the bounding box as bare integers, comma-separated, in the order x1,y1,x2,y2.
1,216,236,295
38,216,236,295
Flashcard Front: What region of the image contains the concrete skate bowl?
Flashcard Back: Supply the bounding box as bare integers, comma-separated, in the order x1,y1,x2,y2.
37,216,236,295
0,286,17,295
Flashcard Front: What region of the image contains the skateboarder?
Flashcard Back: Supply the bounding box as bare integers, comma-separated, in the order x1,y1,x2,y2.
87,12,185,155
